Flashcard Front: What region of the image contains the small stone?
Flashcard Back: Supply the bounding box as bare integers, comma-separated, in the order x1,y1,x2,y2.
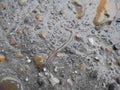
54,66,58,72
25,77,29,82
9,35,17,45
106,47,113,52
26,56,31,63
33,54,44,68
35,15,43,21
94,56,99,61
0,54,5,62
66,79,73,86
117,77,120,84
49,74,60,86
18,0,27,6
39,32,46,39
37,77,44,87
117,50,120,56
2,2,7,9
118,59,120,66
80,63,86,70
43,67,47,72
72,0,85,19
74,70,78,74
113,43,120,50
88,37,95,46
16,51,23,58
116,18,120,22
75,34,81,40
89,70,98,79
108,83,120,90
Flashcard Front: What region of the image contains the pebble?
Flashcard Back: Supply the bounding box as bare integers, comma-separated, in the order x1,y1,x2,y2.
2,2,7,9
75,34,81,40
118,59,120,66
25,77,29,82
116,77,120,84
116,18,120,22
18,0,27,6
113,43,120,50
38,32,46,39
89,70,98,79
66,79,73,86
16,51,23,58
108,83,120,90
88,37,95,46
33,54,44,68
94,56,100,61
0,54,5,62
35,15,43,21
37,77,44,87
54,66,58,72
80,63,86,70
106,47,113,52
72,0,85,19
26,56,31,63
49,74,60,86
9,35,17,45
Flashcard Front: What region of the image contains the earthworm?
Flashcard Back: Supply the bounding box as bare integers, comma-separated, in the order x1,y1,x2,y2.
47,30,73,61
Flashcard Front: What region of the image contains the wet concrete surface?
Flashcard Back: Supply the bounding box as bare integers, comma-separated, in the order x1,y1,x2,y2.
0,0,120,90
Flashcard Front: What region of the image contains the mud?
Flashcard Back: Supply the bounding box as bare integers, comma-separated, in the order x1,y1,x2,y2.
0,0,120,90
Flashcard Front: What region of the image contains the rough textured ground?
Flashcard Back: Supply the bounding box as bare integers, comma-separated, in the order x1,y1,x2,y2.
0,0,120,90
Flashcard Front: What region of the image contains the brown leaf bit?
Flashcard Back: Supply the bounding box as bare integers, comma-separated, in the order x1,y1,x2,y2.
1,2,7,9
33,54,44,68
94,0,117,27
0,54,5,62
9,35,17,45
72,0,85,19
35,15,43,21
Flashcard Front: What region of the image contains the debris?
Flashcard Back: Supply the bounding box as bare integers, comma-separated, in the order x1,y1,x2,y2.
0,78,22,90
66,79,73,86
16,51,23,58
1,2,7,9
94,56,100,61
117,50,120,56
18,0,27,6
26,56,31,63
37,77,44,87
54,66,58,72
33,54,44,68
88,37,95,46
108,83,120,90
116,18,120,23
42,67,47,72
49,74,60,86
47,30,73,61
25,77,29,82
89,70,98,79
94,0,117,28
118,59,120,66
113,43,120,50
72,0,85,19
0,54,5,62
117,77,120,84
75,34,81,40
35,15,43,21
80,63,86,70
106,47,112,52
38,32,46,39
9,35,17,45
